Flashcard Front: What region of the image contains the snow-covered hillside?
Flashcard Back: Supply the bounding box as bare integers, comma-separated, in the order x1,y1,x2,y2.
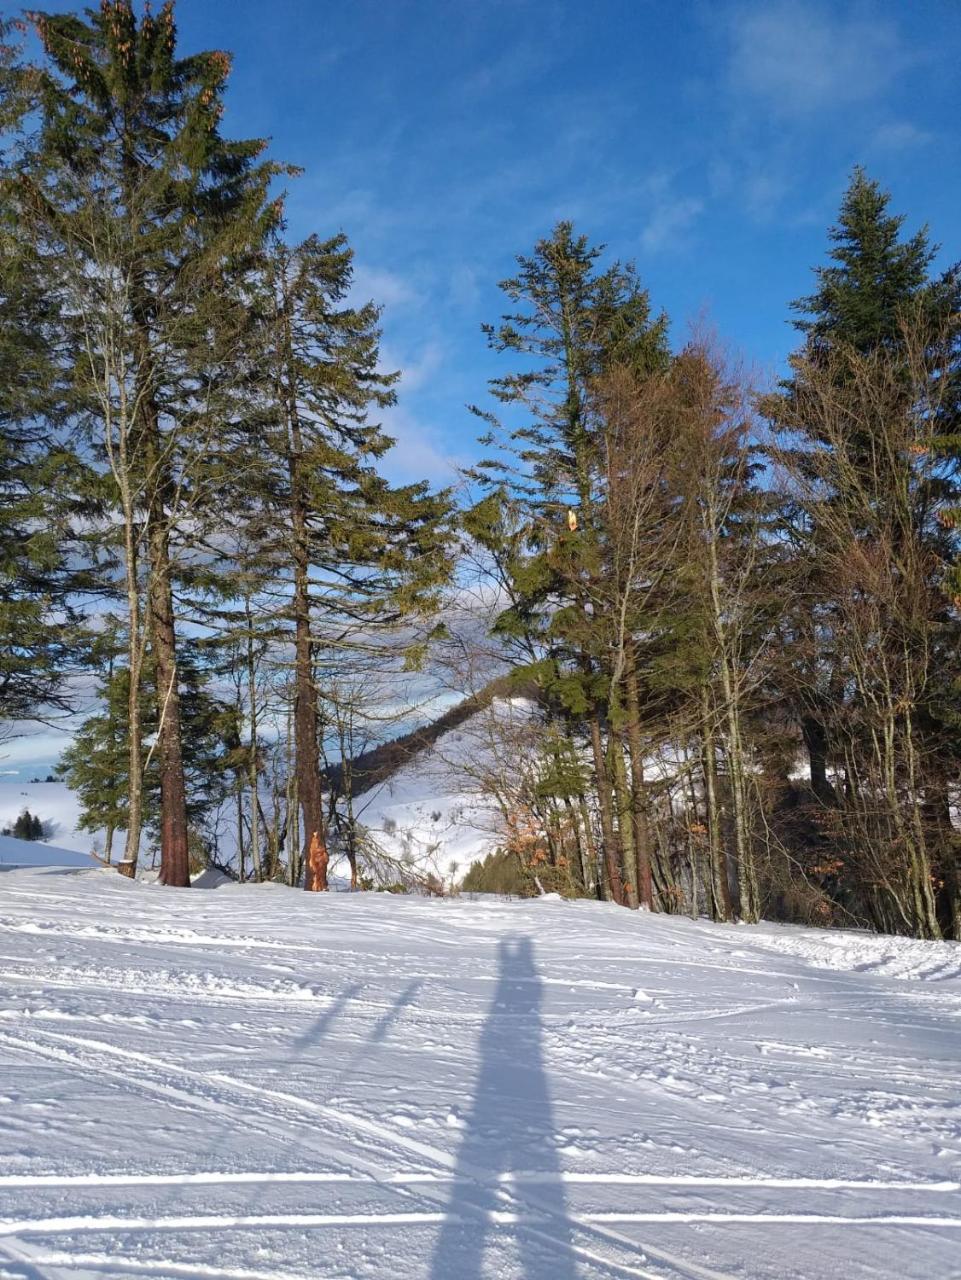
349,698,532,883
0,835,96,868
0,870,959,1278
0,781,89,853
352,725,505,883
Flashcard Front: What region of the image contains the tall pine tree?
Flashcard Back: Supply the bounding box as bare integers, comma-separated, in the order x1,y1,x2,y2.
19,1,284,883
232,232,454,890
768,169,961,937
467,223,669,905
0,17,92,735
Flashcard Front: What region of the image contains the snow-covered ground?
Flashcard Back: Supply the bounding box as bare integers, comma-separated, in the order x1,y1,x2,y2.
0,871,959,1279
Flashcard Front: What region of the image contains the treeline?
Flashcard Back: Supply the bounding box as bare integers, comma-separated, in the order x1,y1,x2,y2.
462,200,961,941
1,6,959,939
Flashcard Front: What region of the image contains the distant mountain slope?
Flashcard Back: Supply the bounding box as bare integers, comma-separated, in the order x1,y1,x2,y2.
341,688,539,885
326,675,539,800
0,679,536,882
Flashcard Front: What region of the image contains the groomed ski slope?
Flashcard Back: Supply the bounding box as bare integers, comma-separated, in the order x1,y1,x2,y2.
0,870,960,1280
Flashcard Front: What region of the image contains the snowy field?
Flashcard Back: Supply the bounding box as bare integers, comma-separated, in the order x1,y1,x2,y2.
1,871,960,1279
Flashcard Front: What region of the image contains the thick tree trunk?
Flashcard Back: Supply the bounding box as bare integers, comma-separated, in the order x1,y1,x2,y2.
623,655,654,909
589,710,623,904
289,458,327,891
148,508,190,888
802,714,838,806
278,262,329,894
128,240,189,886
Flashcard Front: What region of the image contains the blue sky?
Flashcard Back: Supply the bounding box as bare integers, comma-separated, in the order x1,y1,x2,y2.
188,0,960,487
29,0,961,487
6,0,961,781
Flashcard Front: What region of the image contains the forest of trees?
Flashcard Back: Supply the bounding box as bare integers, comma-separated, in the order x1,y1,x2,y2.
1,5,959,939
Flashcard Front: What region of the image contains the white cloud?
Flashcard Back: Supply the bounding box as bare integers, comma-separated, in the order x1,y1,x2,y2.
350,263,419,310
871,121,933,151
382,340,444,395
447,263,482,313
640,188,704,253
640,196,703,252
742,171,790,222
380,404,462,487
727,1,903,116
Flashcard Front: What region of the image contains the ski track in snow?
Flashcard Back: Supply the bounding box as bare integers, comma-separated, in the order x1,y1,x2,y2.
0,869,960,1279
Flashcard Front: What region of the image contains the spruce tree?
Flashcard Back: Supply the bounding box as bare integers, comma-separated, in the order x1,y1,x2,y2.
768,169,961,937
58,635,237,864
0,18,92,733
2,809,45,840
771,168,960,797
233,232,454,890
793,168,948,354
20,2,283,883
468,222,669,905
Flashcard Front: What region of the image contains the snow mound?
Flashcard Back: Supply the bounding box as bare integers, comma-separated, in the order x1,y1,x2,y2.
190,866,234,889
742,921,961,983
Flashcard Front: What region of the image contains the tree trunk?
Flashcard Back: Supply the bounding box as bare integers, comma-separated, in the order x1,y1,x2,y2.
577,794,600,899
278,261,329,893
701,687,732,921
285,710,300,886
236,784,246,883
120,512,143,880
289,451,327,891
609,732,638,908
291,523,327,891
128,229,188,885
562,794,588,893
589,710,623,904
802,714,838,806
623,654,654,909
147,504,191,888
244,596,262,882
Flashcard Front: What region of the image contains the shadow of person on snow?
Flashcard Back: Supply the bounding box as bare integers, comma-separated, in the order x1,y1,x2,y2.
430,934,578,1279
